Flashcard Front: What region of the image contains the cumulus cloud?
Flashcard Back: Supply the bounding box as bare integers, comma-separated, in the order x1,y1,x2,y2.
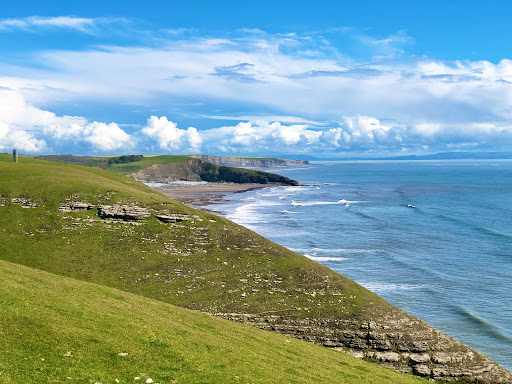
140,116,202,152
0,122,47,153
0,89,132,153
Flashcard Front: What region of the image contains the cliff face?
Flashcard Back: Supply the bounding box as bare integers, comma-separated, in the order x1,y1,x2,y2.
127,158,301,185
189,155,309,167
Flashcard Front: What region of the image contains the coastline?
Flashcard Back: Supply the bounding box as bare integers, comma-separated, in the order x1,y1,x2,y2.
157,182,271,207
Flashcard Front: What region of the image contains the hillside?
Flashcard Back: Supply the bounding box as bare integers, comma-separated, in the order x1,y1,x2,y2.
34,154,301,185
0,154,510,383
0,259,429,383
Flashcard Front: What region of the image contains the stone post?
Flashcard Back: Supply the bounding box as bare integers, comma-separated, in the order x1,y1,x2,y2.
13,149,18,163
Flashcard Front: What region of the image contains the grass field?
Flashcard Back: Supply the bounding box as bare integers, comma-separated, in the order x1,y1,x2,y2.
0,259,427,383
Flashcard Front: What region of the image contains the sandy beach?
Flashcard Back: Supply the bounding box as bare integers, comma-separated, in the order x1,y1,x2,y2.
158,182,270,207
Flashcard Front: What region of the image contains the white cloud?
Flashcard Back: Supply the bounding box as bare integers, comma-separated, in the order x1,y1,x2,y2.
140,116,202,152
0,122,47,153
0,16,97,32
82,122,132,151
0,89,131,153
2,30,512,155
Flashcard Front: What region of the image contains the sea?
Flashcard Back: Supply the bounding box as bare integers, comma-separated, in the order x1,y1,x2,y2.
204,160,512,371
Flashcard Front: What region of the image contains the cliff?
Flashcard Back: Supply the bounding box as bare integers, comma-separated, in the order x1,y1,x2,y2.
189,155,309,167
127,158,301,185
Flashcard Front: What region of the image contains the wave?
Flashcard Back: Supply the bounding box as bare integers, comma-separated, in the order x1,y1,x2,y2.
304,254,348,262
281,210,298,214
434,213,512,242
454,307,512,344
359,282,427,293
290,247,381,254
290,199,358,207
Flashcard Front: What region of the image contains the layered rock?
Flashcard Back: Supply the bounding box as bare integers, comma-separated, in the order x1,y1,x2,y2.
128,159,301,186
59,202,95,212
189,155,309,167
155,214,191,223
97,205,151,221
215,311,512,383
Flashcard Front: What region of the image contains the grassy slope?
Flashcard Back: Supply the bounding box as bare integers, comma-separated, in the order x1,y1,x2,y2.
0,155,385,319
107,155,192,175
0,259,427,384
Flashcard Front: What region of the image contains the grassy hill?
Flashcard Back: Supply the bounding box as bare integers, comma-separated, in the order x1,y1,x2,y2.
0,259,427,383
0,154,510,383
33,154,301,185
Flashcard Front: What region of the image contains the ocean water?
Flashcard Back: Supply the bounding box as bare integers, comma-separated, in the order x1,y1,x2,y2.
205,160,512,370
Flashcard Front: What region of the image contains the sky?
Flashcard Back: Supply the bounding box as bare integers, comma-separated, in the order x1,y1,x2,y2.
2,0,512,157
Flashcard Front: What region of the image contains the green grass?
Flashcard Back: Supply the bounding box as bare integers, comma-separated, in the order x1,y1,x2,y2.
0,259,427,383
0,154,385,319
106,155,192,174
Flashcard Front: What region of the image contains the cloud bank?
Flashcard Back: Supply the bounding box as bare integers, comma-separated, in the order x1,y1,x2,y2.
2,28,512,155
2,88,512,156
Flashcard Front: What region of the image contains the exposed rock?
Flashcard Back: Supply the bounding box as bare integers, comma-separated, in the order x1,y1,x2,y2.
11,197,38,208
98,205,151,221
409,353,431,364
213,312,512,383
189,155,309,167
128,158,301,186
413,364,431,377
156,214,191,223
59,202,95,212
371,351,401,363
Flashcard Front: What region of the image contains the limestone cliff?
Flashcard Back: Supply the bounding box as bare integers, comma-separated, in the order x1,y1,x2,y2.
127,158,301,185
189,155,309,167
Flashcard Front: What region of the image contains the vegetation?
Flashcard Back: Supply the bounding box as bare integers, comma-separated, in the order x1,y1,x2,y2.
33,154,301,185
0,154,380,318
0,259,427,383
196,161,300,185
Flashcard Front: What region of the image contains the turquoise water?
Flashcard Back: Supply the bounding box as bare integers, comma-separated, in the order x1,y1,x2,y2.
207,160,512,370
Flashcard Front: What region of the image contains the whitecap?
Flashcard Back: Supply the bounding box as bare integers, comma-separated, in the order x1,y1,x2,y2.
304,254,348,262
358,282,426,293
291,199,358,207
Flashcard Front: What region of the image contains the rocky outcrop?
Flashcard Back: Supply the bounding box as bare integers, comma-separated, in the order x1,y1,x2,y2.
215,312,512,383
97,205,151,221
156,214,191,223
59,202,95,212
189,155,309,167
11,197,38,208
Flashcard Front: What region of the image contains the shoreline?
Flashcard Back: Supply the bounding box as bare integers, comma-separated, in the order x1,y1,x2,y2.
157,182,273,208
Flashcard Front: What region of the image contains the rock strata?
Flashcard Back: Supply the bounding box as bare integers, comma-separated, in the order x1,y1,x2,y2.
215,312,512,383
98,205,151,221
59,202,95,212
156,214,191,223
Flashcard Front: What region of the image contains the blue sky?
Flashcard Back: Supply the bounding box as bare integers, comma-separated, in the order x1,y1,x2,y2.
2,1,512,156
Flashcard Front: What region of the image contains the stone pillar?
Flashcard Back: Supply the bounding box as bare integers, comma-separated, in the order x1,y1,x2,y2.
13,149,18,163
